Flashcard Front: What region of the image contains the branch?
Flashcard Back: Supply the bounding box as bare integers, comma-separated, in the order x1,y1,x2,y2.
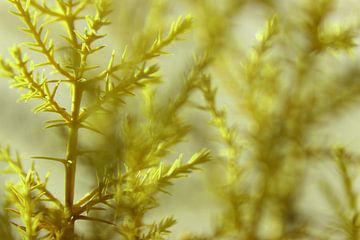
8,0,73,79
1,47,71,121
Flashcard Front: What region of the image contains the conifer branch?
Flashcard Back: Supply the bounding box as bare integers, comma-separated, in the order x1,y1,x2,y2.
86,15,193,85
197,74,242,182
29,0,63,19
142,15,193,61
79,64,160,122
1,47,71,121
0,148,63,209
142,217,177,239
141,149,211,193
8,0,73,80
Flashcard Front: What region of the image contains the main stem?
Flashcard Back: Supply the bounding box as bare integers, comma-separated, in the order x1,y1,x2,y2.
62,2,82,237
64,83,82,238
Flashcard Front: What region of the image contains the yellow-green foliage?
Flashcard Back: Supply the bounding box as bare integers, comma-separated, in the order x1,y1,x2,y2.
1,0,360,240
0,0,209,239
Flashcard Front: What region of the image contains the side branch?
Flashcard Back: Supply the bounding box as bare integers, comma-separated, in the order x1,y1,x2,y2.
9,0,74,80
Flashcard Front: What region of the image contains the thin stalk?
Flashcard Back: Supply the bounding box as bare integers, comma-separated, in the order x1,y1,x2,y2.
62,2,82,238
64,83,82,238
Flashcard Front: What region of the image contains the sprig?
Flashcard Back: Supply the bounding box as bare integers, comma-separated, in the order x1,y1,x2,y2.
86,15,193,85
8,0,73,79
142,217,177,240
0,148,62,208
320,147,360,240
1,47,71,121
113,149,210,238
0,147,66,239
197,74,241,177
141,149,211,192
142,15,193,60
79,63,160,122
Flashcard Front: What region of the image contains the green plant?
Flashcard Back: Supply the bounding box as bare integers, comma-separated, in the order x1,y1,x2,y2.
2,0,360,240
